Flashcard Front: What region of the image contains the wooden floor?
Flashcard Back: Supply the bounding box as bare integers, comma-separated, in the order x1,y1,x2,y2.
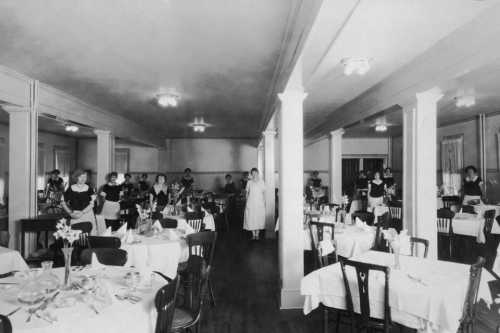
200,213,500,333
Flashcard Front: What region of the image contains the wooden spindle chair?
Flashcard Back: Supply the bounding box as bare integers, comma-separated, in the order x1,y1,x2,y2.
308,221,337,269
457,257,485,333
186,212,204,232
339,259,394,333
409,237,429,258
388,202,402,231
20,218,59,266
154,276,180,333
437,208,455,260
483,210,497,269
442,195,460,210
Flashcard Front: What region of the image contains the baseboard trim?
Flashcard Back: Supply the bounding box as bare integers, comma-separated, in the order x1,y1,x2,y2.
280,288,303,309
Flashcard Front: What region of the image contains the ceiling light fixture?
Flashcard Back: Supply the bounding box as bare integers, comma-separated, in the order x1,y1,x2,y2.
341,58,371,76
156,93,179,108
65,124,79,133
375,124,388,132
188,117,213,133
455,92,476,108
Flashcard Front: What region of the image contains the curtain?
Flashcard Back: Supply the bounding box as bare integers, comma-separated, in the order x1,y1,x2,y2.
115,148,130,183
441,136,463,195
54,148,72,188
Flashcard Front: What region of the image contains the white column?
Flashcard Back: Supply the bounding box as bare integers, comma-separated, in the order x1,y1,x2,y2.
257,142,264,180
404,88,442,259
278,90,307,309
6,80,38,249
402,106,416,236
94,130,114,188
329,129,344,204
263,130,276,238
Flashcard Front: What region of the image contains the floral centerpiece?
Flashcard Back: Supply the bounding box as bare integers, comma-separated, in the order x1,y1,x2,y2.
53,219,81,287
381,228,410,270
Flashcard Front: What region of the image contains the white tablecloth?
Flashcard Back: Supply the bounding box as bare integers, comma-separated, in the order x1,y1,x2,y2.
304,224,376,258
120,230,188,279
0,246,28,274
301,250,494,333
453,212,500,243
0,266,164,333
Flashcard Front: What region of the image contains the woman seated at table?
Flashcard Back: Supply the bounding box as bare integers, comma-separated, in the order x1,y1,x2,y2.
462,165,484,205
368,171,386,208
150,173,170,212
100,172,123,221
61,169,97,232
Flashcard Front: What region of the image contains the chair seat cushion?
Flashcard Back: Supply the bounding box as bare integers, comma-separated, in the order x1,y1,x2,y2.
172,308,195,328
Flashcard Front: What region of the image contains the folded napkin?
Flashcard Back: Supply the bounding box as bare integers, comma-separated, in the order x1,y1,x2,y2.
123,229,135,244
116,223,127,236
101,226,112,237
187,206,194,212
91,253,105,269
318,240,335,256
355,217,371,231
152,220,163,232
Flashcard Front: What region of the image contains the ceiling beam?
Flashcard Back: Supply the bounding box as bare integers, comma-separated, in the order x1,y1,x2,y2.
306,3,500,139
0,65,164,147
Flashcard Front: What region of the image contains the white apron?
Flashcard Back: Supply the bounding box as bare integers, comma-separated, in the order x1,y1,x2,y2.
243,180,266,231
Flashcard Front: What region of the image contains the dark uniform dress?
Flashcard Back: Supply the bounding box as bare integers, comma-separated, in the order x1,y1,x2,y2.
64,185,96,232
463,176,482,204
101,184,122,220
368,180,385,207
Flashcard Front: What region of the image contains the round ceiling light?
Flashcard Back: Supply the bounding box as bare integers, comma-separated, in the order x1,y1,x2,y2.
65,124,79,133
341,58,371,76
188,117,213,133
156,93,179,108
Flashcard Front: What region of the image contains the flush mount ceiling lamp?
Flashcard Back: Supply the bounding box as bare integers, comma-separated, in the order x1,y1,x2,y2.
188,117,213,133
65,124,79,133
374,124,388,132
156,93,180,108
455,88,476,108
341,58,371,76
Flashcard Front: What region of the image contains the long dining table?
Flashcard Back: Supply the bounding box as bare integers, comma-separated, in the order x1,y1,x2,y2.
301,250,495,333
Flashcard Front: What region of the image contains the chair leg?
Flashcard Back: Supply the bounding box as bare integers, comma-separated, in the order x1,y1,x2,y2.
208,278,216,307
335,311,340,333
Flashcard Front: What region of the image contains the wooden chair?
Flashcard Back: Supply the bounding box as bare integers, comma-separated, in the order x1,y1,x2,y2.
442,195,460,210
172,256,208,333
457,257,485,333
154,276,180,333
186,212,204,232
388,202,402,231
80,248,127,266
308,221,337,269
19,218,59,265
339,259,394,333
160,218,178,229
87,236,121,249
437,208,455,260
462,205,476,214
0,314,12,333
373,223,389,253
186,231,217,307
409,237,429,258
0,231,9,247
482,210,497,269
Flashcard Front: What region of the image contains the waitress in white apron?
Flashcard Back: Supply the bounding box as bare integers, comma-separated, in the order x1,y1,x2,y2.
62,169,97,234
100,172,123,221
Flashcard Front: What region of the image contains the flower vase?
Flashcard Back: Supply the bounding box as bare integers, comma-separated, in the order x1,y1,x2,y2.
392,242,401,270
62,247,73,288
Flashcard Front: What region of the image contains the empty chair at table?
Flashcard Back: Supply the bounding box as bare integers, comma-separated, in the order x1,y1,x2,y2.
437,208,455,260
351,211,375,226
388,202,402,231
409,237,429,258
442,195,461,211
87,236,121,249
186,211,205,232
339,259,397,333
308,221,337,269
461,205,476,214
154,275,180,333
20,218,59,266
457,257,485,333
80,248,127,266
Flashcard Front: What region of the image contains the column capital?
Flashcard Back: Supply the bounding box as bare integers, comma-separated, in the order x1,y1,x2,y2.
2,105,30,114
416,87,443,104
262,129,277,137
329,128,345,138
93,129,112,137
278,90,307,103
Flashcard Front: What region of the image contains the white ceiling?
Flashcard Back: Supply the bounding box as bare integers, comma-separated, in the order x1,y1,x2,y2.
302,0,499,133
0,0,293,138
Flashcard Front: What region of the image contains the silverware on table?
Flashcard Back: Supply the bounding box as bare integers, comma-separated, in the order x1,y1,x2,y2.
5,306,21,317
26,291,60,322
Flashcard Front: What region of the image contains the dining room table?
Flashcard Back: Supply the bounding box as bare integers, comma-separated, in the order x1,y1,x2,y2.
0,264,166,333
453,210,500,243
0,246,29,274
301,250,495,333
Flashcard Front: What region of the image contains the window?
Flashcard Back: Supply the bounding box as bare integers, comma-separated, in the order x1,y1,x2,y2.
54,147,72,188
441,135,463,195
115,148,130,183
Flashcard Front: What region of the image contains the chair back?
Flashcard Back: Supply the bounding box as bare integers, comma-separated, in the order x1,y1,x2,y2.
154,276,180,333
388,203,402,231
410,237,429,258
351,211,375,225
458,257,485,333
186,212,205,232
80,248,127,266
388,205,402,219
483,209,496,237
181,255,209,315
87,236,121,249
462,205,476,214
0,314,12,333
186,231,217,269
71,222,93,248
0,231,9,248
377,212,391,228
308,222,336,267
339,259,391,331
442,195,460,210
159,218,178,229
19,218,58,259
437,208,455,235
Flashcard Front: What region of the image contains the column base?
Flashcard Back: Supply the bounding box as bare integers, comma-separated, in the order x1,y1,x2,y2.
280,288,303,309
